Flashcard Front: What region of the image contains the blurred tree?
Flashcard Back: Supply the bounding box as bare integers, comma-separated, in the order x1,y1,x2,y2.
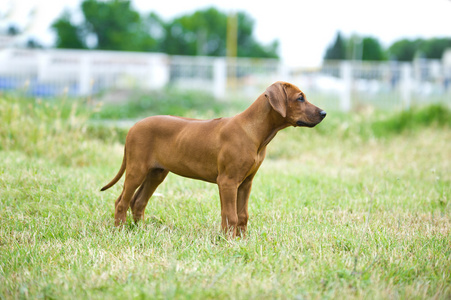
162,7,227,56
52,0,159,51
361,37,386,61
419,38,451,59
81,0,158,51
325,32,387,61
388,38,451,61
51,2,278,58
7,25,20,36
388,39,422,61
162,8,278,58
26,38,42,49
51,11,85,49
324,32,346,60
141,12,166,52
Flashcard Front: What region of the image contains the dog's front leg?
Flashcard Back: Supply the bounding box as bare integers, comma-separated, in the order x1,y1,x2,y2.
217,179,239,237
236,177,253,237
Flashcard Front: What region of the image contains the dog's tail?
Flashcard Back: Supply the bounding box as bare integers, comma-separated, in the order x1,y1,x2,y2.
100,147,126,191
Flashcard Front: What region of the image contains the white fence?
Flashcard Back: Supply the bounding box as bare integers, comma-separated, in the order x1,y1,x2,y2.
0,49,169,96
296,60,451,111
0,48,450,110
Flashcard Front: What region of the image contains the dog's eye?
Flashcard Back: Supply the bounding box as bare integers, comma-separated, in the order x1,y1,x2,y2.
297,96,305,102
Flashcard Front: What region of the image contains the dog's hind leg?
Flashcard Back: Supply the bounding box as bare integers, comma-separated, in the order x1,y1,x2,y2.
130,168,169,223
114,190,124,209
114,165,148,226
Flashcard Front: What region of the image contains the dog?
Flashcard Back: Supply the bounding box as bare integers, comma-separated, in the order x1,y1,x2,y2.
101,81,326,237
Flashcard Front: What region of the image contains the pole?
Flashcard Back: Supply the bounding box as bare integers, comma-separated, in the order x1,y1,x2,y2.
226,11,238,90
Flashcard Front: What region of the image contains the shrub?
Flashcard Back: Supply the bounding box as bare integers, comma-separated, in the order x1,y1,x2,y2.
370,104,451,137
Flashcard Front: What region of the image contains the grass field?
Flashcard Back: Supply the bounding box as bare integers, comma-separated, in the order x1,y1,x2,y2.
1,93,450,299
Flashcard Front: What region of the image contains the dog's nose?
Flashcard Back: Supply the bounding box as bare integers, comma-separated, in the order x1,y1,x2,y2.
319,110,327,119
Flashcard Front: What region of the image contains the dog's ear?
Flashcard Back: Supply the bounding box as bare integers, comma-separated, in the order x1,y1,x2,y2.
265,82,287,118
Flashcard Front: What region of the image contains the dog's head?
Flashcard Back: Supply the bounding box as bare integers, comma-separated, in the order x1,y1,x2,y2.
265,81,326,127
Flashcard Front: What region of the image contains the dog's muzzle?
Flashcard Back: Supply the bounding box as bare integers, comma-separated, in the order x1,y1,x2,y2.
296,110,326,127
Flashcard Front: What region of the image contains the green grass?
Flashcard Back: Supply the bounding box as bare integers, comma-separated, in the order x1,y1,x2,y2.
0,94,450,299
91,88,249,120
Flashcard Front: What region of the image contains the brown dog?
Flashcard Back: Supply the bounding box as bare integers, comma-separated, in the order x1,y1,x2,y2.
101,81,326,236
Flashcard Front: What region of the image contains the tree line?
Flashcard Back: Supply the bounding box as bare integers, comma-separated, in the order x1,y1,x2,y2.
4,0,450,62
51,0,279,58
324,31,451,62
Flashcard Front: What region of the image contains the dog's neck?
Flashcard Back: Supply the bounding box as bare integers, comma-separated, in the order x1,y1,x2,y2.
235,94,289,151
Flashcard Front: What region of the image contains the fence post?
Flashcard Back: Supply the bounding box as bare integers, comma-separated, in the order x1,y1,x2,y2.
79,55,91,96
147,54,170,89
213,58,226,99
340,61,352,111
37,51,50,82
401,63,412,109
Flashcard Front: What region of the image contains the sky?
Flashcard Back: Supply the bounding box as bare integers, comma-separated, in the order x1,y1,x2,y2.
1,0,450,67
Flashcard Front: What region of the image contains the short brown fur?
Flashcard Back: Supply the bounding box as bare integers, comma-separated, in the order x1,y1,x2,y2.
101,81,326,237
